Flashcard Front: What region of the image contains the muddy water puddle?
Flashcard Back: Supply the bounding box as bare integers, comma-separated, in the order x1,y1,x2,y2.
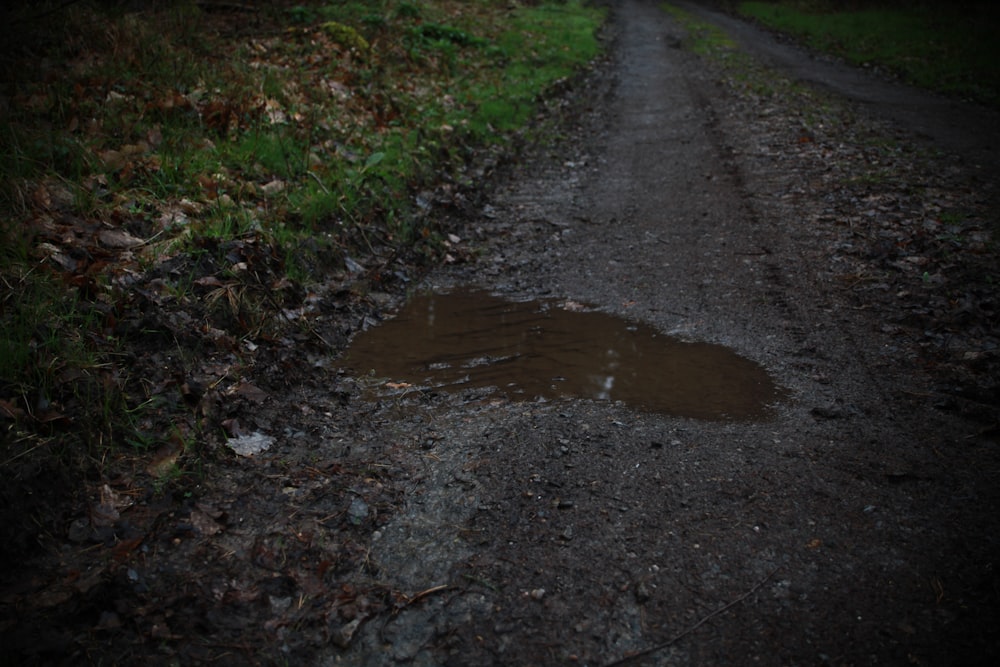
341,290,785,420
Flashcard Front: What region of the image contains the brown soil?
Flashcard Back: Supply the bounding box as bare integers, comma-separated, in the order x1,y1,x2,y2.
3,1,999,665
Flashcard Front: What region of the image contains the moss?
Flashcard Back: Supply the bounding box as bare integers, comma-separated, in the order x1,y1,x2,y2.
321,21,370,53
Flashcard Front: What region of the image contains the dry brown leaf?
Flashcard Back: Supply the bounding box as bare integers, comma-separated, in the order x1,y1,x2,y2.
98,229,144,248
147,441,182,478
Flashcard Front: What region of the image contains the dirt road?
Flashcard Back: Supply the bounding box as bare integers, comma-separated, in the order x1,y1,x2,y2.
335,1,1000,664
677,0,1000,172
8,1,997,664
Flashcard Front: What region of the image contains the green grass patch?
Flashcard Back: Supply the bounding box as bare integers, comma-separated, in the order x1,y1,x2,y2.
738,1,1000,106
662,2,741,59
0,0,606,467
0,251,127,449
476,1,603,133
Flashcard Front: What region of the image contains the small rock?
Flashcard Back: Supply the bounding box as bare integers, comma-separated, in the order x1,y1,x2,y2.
331,617,362,648
348,497,369,525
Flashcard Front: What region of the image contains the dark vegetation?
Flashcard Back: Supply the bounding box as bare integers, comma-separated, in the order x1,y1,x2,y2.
0,0,602,583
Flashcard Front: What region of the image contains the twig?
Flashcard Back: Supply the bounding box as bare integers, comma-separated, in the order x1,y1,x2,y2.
378,584,452,643
0,438,48,468
602,566,780,667
966,423,1000,440
308,170,331,195
404,584,451,607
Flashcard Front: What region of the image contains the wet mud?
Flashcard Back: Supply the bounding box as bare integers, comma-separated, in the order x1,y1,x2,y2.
342,289,785,420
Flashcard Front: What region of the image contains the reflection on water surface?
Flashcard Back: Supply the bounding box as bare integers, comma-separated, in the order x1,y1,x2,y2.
342,290,785,421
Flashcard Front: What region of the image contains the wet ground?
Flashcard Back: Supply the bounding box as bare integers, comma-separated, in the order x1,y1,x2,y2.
4,0,999,664
340,289,784,421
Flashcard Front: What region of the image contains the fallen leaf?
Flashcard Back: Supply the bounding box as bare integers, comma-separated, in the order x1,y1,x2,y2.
98,149,126,171
99,228,144,248
38,242,77,271
147,441,182,478
194,275,226,287
230,380,269,403
260,179,285,196
226,432,274,456
112,536,144,563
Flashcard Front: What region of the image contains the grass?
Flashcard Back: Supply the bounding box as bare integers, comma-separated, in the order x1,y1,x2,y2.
737,0,1000,106
473,2,604,134
662,1,800,100
0,258,125,448
662,2,741,59
0,0,605,476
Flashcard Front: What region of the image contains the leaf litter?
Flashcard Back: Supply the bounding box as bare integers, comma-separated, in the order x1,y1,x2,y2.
0,0,579,662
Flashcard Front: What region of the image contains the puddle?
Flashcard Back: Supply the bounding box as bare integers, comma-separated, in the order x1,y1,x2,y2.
341,290,785,420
